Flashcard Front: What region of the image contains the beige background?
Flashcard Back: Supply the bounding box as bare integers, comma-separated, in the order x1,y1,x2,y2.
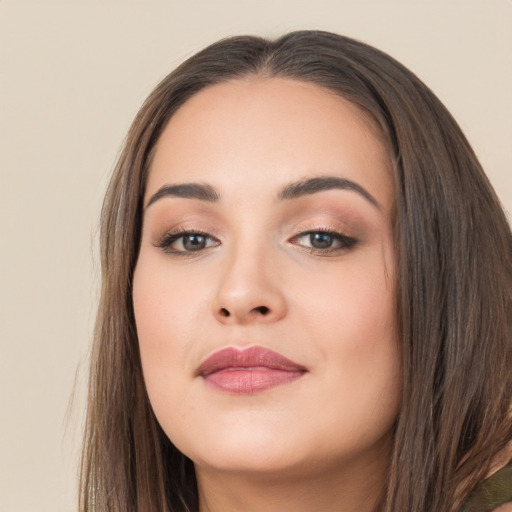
0,1,510,511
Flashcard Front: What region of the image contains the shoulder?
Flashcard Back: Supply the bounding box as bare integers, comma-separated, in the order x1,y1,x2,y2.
493,504,512,512
458,457,512,512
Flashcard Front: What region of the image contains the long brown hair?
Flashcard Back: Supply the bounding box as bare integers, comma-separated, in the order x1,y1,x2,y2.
80,31,512,512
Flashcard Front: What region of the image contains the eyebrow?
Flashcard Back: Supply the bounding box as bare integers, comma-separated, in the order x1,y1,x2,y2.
145,183,219,208
277,176,380,208
145,175,380,210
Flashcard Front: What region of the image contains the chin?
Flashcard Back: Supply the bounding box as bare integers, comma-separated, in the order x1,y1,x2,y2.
170,418,389,482
176,423,300,472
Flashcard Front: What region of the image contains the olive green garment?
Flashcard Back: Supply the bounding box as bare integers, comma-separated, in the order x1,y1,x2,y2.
458,460,512,512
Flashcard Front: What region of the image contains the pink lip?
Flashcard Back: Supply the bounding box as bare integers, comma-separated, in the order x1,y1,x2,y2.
196,346,307,394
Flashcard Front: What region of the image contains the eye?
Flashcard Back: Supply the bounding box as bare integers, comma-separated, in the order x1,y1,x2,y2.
156,230,220,254
292,230,357,253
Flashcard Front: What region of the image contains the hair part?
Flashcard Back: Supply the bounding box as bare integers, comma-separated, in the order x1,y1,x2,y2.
80,31,512,512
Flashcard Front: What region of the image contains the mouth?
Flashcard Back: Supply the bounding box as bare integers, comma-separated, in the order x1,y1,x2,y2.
196,346,308,394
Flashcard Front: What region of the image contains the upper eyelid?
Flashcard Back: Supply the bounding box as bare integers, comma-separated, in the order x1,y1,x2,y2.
154,231,221,257
290,229,357,243
290,224,355,239
152,223,219,241
154,229,218,246
150,214,358,245
154,229,356,257
290,231,358,254
153,225,353,240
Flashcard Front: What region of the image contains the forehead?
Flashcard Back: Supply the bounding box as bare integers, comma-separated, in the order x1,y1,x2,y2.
147,77,393,210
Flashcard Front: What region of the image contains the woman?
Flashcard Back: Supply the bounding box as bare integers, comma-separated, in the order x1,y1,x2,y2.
80,31,512,512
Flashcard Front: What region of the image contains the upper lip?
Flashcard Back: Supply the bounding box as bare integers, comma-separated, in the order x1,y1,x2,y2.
196,346,307,376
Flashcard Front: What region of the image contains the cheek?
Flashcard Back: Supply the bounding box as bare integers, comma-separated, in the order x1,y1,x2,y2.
295,253,396,349
132,258,195,394
292,254,400,423
132,259,208,448
133,255,204,347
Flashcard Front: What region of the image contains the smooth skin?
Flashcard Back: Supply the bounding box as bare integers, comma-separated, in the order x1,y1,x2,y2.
133,78,401,512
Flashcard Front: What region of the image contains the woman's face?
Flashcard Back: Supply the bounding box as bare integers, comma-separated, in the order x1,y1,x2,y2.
133,78,401,481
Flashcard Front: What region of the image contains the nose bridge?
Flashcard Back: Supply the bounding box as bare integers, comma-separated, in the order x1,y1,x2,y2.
213,235,286,324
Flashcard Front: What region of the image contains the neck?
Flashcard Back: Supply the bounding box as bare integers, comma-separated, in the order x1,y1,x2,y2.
195,453,388,512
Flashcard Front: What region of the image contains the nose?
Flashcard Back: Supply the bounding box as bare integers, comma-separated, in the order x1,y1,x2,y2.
212,247,287,325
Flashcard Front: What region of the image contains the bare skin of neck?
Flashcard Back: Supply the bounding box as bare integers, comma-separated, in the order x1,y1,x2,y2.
195,451,389,512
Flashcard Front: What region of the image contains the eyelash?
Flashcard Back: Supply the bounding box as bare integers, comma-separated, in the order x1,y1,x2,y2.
290,229,357,255
154,228,357,256
155,229,220,255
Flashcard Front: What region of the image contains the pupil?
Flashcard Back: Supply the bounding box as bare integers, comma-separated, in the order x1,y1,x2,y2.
183,234,206,251
310,233,333,249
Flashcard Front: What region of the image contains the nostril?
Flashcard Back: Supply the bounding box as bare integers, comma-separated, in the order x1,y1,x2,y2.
220,308,230,317
255,306,270,315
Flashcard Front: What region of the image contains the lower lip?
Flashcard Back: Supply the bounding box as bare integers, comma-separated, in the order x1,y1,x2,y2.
203,367,305,394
